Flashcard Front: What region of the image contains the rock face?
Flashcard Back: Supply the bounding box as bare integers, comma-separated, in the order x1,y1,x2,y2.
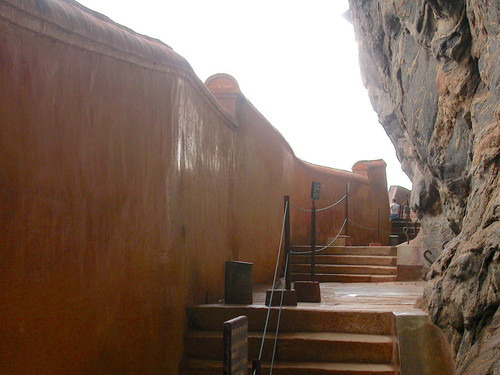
348,0,499,373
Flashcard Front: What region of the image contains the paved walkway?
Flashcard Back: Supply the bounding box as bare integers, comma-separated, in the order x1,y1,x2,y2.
253,281,426,312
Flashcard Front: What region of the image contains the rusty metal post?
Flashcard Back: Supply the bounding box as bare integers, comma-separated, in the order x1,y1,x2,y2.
284,195,291,291
345,182,349,236
414,218,418,241
377,208,380,243
405,200,410,244
311,200,316,282
252,360,261,375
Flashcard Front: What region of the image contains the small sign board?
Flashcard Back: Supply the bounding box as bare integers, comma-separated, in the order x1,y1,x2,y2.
225,261,253,304
311,181,321,201
223,316,248,375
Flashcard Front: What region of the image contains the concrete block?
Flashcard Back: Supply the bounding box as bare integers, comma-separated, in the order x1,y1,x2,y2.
397,245,422,265
330,235,351,246
397,265,423,281
396,245,423,281
393,311,456,375
294,281,321,302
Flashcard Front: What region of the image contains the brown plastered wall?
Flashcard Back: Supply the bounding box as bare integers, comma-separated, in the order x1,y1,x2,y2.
213,76,388,249
0,0,389,373
352,159,391,244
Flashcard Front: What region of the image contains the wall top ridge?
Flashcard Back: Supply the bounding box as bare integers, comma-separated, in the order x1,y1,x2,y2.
301,160,370,184
205,73,240,94
0,0,238,130
352,159,387,170
204,74,377,184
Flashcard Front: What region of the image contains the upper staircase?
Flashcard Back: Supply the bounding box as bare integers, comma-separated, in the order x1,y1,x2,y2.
390,220,420,244
290,245,398,283
181,305,396,375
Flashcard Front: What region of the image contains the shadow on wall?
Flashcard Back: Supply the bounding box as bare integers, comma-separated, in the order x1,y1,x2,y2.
0,0,390,373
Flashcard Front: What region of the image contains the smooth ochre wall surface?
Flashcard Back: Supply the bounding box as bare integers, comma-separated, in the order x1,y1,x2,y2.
0,0,389,373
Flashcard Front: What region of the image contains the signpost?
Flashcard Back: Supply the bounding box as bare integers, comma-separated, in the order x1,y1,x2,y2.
223,316,248,375
311,181,321,201
310,182,320,282
345,182,350,237
294,182,322,303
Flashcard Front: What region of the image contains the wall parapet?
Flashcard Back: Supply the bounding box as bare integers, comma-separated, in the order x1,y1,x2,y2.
0,1,391,373
0,0,239,130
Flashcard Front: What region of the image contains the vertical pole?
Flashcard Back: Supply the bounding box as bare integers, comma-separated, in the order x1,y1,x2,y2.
311,200,316,282
414,207,418,241
377,208,380,244
405,200,410,244
252,360,261,375
345,182,349,236
284,195,291,291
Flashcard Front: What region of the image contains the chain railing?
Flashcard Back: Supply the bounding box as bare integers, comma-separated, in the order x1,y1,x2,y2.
251,189,413,373
290,194,347,213
285,187,351,283
283,182,396,285
290,218,347,255
252,190,398,373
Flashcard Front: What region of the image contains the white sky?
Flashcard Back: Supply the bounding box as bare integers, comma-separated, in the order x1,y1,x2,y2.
76,0,412,189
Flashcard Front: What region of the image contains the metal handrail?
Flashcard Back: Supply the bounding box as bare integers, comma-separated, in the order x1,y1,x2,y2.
269,255,289,375
253,201,289,375
423,250,435,264
424,241,449,264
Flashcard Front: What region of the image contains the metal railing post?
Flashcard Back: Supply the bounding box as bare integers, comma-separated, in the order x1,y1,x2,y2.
252,360,261,375
284,195,291,291
405,200,410,244
377,208,380,243
345,182,349,237
311,201,316,282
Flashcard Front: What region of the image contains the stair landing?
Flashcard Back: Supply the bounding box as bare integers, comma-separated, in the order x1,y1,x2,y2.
253,281,424,312
182,282,425,375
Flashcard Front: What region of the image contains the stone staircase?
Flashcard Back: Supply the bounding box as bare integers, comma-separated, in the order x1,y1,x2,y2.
181,305,396,375
290,246,398,283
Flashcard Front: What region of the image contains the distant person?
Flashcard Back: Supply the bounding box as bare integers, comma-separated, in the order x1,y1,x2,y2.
390,199,400,221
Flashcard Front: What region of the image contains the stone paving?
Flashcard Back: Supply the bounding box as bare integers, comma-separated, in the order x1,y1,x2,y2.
253,281,426,312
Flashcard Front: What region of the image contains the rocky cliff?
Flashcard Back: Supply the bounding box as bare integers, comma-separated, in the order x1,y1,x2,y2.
348,0,499,373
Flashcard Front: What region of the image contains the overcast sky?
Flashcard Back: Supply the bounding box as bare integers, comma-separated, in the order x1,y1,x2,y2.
76,0,412,189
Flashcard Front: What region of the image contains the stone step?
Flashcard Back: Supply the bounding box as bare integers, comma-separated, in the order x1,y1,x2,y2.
187,306,393,335
185,330,393,363
291,255,397,266
291,264,397,275
291,246,396,256
182,359,395,375
291,273,398,283
329,235,351,246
